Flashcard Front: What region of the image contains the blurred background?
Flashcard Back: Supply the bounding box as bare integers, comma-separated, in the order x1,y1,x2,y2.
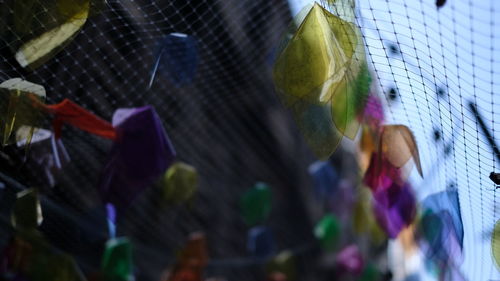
0,0,498,280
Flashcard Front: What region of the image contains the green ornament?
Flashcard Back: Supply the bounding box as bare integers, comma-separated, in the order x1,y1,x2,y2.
314,214,340,251
161,162,198,204
30,252,86,281
240,182,272,225
102,237,133,281
356,264,381,281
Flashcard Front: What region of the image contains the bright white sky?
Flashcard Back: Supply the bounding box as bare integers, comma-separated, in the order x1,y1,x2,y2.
287,0,500,280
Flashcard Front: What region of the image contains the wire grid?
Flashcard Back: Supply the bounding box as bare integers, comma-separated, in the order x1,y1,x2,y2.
357,0,500,280
0,0,338,280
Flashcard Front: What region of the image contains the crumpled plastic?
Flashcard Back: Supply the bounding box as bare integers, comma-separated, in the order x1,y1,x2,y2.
273,3,370,159
99,105,176,210
0,78,45,147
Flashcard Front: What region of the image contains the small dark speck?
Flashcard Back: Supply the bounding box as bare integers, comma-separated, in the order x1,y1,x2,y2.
388,88,398,101
437,87,446,97
388,44,399,55
490,172,500,185
436,0,446,8
447,181,456,190
444,144,452,155
433,129,441,141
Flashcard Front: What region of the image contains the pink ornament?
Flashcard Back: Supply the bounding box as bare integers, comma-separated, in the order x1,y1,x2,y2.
335,244,364,275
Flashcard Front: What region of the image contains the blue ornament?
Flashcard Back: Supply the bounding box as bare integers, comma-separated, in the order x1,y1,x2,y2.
308,161,339,200
422,189,463,247
149,33,199,88
247,226,275,258
420,189,463,266
106,203,117,238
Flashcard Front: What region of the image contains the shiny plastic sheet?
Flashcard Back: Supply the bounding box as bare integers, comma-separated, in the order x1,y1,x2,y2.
273,3,370,159
0,0,104,69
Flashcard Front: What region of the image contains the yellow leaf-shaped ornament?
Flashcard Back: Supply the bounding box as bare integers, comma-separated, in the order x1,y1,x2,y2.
0,78,46,146
1,0,104,67
15,0,90,69
273,3,370,159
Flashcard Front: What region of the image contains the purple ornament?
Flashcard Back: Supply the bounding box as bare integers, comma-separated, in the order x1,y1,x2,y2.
99,106,176,210
372,183,416,238
363,94,384,130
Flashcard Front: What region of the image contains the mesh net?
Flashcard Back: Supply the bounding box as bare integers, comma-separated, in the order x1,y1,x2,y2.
0,0,498,280
356,1,499,280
